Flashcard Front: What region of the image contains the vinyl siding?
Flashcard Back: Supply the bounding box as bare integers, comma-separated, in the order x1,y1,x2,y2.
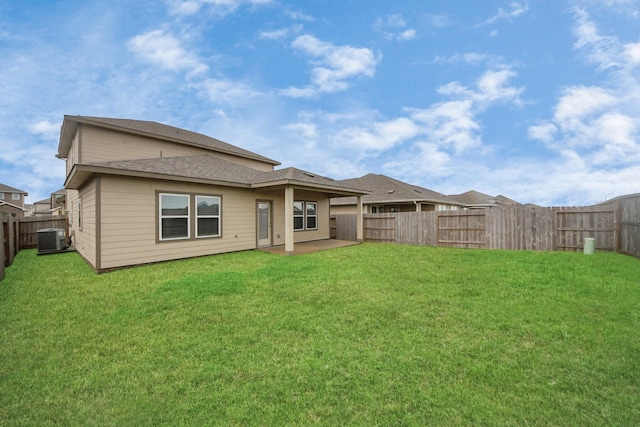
69,182,97,268
98,176,260,270
66,131,80,176
79,125,274,171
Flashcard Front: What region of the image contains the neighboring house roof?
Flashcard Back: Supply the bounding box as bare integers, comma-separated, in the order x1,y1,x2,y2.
57,115,281,166
494,194,520,206
66,155,369,197
447,190,498,207
0,183,28,195
0,201,27,211
331,174,462,206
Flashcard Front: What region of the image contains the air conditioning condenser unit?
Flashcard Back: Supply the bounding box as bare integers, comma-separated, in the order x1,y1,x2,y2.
37,228,68,255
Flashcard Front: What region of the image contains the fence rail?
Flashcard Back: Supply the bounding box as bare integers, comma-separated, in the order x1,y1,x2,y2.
331,194,640,258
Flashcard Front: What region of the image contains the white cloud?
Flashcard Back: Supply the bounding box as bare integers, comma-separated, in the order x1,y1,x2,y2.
284,34,379,97
166,0,273,16
374,14,416,41
197,78,263,106
259,25,303,40
281,122,318,140
527,123,557,142
481,1,529,25
410,100,480,154
29,120,60,138
382,142,451,180
553,86,617,125
334,117,419,151
127,30,208,75
423,14,450,29
285,9,314,22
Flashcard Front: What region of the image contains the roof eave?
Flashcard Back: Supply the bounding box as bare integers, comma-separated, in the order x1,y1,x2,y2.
251,179,370,196
64,164,253,190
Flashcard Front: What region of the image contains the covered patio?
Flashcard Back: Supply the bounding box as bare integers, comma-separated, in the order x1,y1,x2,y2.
257,239,359,256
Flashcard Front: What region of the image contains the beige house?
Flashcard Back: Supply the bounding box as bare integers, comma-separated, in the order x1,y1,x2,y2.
57,116,367,272
0,183,28,218
331,174,464,214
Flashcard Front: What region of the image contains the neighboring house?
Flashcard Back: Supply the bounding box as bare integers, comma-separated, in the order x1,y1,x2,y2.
330,174,464,214
57,115,368,272
32,198,53,215
447,190,520,209
0,183,28,218
51,189,67,215
27,189,68,216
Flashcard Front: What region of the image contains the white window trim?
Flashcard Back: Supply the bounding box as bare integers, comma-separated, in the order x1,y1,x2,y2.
159,193,190,241
12,193,20,200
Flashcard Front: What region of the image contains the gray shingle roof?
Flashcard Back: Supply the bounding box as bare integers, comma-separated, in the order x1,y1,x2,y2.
447,190,496,206
58,116,280,166
331,174,458,206
78,155,368,195
0,183,28,194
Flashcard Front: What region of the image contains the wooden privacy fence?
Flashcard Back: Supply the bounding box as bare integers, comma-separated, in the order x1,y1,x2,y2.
331,195,640,258
1,215,68,282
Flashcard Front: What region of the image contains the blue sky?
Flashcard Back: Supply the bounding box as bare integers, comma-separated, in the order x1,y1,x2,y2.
1,0,639,206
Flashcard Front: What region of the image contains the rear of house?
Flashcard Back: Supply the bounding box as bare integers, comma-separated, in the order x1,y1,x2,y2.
58,116,366,272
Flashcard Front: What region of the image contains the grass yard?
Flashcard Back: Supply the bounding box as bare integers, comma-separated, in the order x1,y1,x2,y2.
1,244,639,425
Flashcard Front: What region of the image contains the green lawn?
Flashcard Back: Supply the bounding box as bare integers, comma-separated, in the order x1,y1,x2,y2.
1,244,639,426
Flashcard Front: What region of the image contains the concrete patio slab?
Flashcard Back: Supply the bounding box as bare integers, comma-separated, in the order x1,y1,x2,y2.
257,239,359,255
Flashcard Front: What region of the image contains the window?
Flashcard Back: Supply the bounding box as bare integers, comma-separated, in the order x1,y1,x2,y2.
306,202,317,230
12,193,20,200
293,201,304,230
389,206,399,213
159,193,190,240
294,201,318,231
158,193,222,241
0,193,4,199
196,196,220,238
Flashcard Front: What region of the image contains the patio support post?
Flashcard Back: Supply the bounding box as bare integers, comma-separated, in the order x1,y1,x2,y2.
356,195,364,242
284,186,295,255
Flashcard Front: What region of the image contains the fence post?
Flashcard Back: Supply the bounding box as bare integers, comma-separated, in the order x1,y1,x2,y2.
1,218,5,281
7,216,15,267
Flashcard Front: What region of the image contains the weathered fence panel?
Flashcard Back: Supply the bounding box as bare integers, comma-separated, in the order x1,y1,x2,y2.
396,212,438,246
617,194,640,258
18,215,68,249
556,206,617,252
330,214,358,241
363,215,395,243
438,211,486,248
